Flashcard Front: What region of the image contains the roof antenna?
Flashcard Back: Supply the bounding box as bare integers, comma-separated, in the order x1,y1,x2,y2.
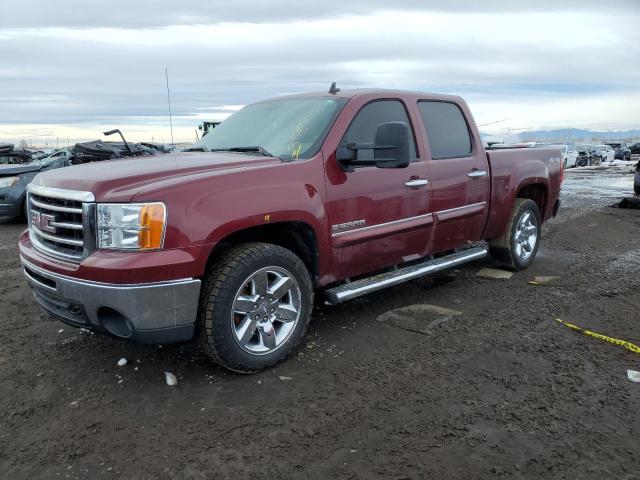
328,82,340,95
165,67,174,146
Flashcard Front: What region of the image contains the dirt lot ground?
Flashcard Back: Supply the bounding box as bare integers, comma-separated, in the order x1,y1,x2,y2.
1,166,639,480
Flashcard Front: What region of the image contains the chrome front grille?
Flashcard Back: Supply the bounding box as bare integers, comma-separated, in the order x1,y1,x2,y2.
27,185,96,262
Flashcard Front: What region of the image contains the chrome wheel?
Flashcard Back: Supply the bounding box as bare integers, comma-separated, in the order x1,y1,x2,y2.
514,211,537,260
231,266,301,355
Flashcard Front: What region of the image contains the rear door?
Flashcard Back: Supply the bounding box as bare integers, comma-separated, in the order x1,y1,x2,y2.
324,98,433,280
416,100,490,253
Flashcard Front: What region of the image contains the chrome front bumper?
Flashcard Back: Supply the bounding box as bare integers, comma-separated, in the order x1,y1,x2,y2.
21,257,201,344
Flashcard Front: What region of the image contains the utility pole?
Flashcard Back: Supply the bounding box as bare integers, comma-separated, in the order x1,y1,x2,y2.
165,67,174,146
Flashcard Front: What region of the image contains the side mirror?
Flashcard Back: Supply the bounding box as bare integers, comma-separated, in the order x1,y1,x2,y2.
336,121,411,171
373,121,411,169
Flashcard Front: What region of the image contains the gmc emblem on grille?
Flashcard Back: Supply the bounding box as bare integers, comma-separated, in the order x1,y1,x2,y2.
31,212,57,233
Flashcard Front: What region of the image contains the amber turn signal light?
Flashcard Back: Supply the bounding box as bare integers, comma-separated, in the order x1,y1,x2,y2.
138,203,166,249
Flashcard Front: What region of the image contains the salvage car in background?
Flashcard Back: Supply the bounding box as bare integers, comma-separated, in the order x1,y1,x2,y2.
575,144,597,166
550,144,578,168
593,144,615,163
0,144,32,165
635,160,640,195
604,142,632,161
0,134,169,220
0,149,72,219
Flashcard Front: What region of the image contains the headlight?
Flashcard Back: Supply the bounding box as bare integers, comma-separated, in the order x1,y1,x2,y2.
0,176,19,188
97,203,166,250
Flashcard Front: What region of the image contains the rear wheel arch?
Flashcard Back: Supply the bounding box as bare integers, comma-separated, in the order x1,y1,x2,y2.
516,183,548,219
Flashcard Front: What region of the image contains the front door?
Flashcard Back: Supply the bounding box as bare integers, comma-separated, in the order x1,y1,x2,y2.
323,99,432,281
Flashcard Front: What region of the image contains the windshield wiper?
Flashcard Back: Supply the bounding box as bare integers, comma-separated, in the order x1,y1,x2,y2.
212,146,274,157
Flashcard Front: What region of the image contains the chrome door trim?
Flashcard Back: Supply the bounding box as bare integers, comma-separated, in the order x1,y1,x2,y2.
435,201,487,216
331,201,488,238
331,213,434,238
435,201,488,223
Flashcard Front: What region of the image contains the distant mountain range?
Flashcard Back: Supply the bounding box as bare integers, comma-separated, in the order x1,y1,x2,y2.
481,128,640,144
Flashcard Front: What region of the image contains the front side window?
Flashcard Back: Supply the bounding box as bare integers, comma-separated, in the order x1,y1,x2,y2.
418,101,472,159
198,97,347,160
341,100,417,161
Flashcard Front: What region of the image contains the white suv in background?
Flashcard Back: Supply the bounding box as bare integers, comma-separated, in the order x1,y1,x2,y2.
550,144,578,168
594,144,615,163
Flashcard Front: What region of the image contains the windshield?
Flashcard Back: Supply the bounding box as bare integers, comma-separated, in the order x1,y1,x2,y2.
197,97,347,160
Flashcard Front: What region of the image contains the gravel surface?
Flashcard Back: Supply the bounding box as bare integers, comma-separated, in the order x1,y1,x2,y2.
1,168,639,479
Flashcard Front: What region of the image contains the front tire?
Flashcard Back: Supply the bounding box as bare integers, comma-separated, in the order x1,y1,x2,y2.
198,243,313,373
489,199,541,270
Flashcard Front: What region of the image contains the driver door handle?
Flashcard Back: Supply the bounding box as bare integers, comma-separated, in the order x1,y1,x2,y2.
467,170,488,178
405,179,429,188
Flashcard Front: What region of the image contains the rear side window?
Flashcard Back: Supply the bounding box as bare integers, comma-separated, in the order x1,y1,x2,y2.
342,100,417,161
418,101,472,159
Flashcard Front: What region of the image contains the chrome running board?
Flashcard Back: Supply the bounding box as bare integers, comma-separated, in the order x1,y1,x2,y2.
324,246,488,305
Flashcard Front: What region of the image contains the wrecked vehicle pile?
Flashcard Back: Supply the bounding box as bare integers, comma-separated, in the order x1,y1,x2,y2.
0,144,32,165
0,132,166,220
70,140,163,163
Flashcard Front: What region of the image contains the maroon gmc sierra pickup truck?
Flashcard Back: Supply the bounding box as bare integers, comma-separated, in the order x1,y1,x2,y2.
19,88,562,372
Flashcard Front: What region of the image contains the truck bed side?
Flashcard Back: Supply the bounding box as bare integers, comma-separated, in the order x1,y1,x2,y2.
483,147,562,240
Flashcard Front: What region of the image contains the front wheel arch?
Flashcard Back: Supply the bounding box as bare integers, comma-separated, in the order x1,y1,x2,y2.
201,221,322,287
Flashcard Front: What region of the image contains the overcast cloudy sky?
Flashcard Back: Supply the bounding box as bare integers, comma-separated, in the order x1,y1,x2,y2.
1,0,638,145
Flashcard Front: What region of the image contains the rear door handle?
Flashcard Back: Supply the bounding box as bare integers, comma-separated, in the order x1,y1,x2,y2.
405,179,429,188
467,170,488,178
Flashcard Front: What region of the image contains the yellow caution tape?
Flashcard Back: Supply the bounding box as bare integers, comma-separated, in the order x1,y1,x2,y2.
555,318,640,355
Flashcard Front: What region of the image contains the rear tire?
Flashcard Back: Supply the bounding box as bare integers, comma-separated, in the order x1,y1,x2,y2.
489,199,541,270
198,243,313,373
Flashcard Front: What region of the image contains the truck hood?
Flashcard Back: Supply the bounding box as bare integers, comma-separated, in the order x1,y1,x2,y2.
0,163,43,176
31,152,282,202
